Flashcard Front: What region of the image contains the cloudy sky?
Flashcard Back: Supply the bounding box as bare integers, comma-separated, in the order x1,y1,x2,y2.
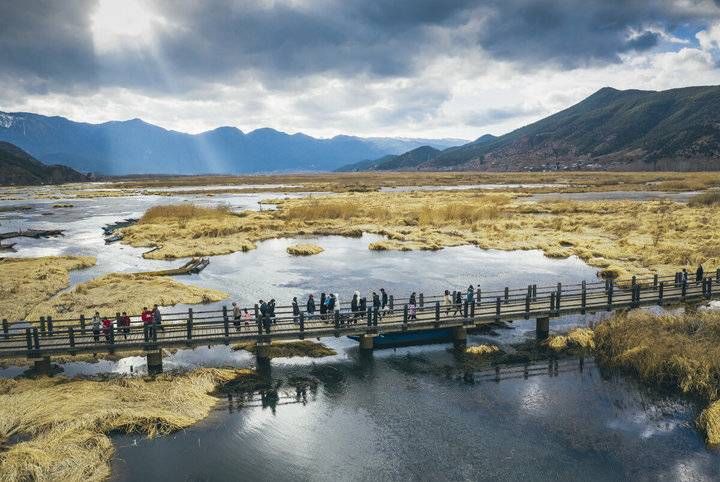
2,0,720,139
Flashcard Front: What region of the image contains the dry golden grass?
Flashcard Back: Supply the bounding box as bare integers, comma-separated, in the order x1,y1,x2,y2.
286,244,324,256
122,188,720,280
547,328,596,351
594,310,720,445
0,256,96,321
465,344,501,356
232,340,336,358
27,273,227,321
689,190,720,207
0,368,252,481
0,349,152,369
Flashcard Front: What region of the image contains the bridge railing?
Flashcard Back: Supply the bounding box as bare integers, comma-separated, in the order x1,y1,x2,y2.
1,269,716,355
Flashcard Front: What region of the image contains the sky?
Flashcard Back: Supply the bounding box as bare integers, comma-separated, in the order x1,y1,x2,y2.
1,0,720,140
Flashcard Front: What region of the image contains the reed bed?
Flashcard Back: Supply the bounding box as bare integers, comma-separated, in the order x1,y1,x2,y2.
547,328,596,352
594,310,720,444
0,256,96,321
26,273,227,321
232,340,336,358
465,344,501,356
286,244,324,256
0,368,253,481
121,188,720,280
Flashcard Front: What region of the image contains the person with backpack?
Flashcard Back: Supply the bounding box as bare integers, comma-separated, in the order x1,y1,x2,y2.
232,302,242,331
380,288,389,316
319,292,327,320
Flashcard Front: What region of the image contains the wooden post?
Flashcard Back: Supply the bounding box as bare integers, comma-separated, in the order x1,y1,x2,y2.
143,324,149,343
25,328,32,352
607,284,613,311
550,292,556,314
389,295,394,312
708,278,713,298
470,300,475,319
419,293,424,308
299,312,305,334
152,321,158,343
333,309,339,330
2,319,7,340
658,281,664,305
32,327,40,349
222,305,230,338
495,297,501,321
367,307,372,327
47,316,53,336
527,285,532,302
524,295,530,319
504,287,509,304
556,282,562,306
653,274,658,290
69,327,75,349
40,316,46,336
80,314,86,334
109,322,115,346
477,288,481,305
635,284,641,306
187,308,193,340
463,301,468,318
435,301,440,322
581,281,587,314
532,284,537,301
373,307,379,326
716,268,720,283
403,304,408,324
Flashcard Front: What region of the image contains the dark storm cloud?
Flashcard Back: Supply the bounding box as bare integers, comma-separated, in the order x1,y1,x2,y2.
0,0,718,96
0,0,97,93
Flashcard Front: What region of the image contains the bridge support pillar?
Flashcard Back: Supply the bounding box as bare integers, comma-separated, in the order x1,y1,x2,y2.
359,335,374,351
452,326,467,348
536,317,550,340
33,356,52,376
256,343,271,361
146,350,163,375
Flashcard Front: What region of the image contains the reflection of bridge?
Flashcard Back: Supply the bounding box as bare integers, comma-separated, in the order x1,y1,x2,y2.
1,270,717,374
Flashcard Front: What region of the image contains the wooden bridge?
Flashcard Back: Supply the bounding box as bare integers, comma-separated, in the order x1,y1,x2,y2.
1,270,718,374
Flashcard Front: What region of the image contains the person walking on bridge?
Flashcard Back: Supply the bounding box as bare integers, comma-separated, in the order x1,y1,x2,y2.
372,291,381,320
242,308,252,327
152,305,163,332
306,294,316,319
408,292,417,320
259,299,271,334
351,291,360,322
380,288,388,316
119,312,131,339
444,290,452,316
696,264,704,286
141,307,153,338
102,316,113,342
292,297,300,324
454,291,462,316
467,285,475,304
320,292,327,320
233,302,242,331
91,311,102,343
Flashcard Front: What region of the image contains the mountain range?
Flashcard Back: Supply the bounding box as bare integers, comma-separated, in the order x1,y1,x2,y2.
0,141,89,185
0,112,466,175
344,85,720,172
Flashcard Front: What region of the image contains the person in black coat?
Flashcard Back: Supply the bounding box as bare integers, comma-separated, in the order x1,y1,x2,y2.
351,291,360,322
380,288,389,315
292,297,300,324
696,264,704,285
306,294,316,318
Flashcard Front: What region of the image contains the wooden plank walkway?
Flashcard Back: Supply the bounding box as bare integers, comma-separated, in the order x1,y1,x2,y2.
1,270,717,360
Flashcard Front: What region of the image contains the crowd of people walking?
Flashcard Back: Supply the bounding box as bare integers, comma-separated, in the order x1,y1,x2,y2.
81,264,712,343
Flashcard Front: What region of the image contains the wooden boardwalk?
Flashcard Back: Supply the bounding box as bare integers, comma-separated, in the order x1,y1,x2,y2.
1,270,717,368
